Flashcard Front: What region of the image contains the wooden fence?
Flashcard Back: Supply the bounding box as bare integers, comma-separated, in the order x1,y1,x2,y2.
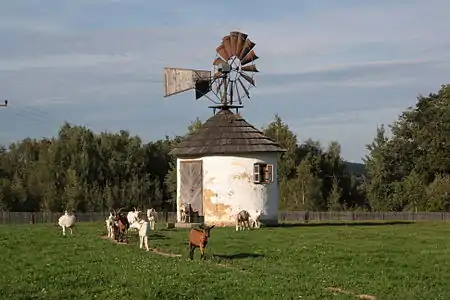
1,210,450,225
278,211,450,222
0,211,178,225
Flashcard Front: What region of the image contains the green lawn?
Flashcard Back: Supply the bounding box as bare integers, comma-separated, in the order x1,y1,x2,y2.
1,221,450,300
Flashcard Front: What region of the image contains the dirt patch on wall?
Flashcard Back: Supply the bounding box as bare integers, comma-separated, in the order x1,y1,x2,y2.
203,189,231,219
232,172,252,183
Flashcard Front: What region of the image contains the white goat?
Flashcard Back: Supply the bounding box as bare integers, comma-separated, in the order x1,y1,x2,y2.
127,208,141,231
58,210,76,236
249,210,262,229
146,208,156,230
129,219,150,251
106,212,115,238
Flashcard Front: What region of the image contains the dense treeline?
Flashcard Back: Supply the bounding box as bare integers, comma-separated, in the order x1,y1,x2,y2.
1,84,449,212
363,84,450,211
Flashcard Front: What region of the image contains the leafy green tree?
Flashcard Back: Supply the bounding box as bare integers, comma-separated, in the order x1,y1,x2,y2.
328,176,343,211
426,174,450,211
295,157,324,211
363,125,392,211
62,169,82,212
263,115,298,182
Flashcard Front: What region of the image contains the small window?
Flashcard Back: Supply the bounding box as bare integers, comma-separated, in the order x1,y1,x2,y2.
265,164,274,183
253,163,274,184
253,164,261,183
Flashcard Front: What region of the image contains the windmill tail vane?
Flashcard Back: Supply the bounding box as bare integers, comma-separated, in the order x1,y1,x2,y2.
163,31,259,112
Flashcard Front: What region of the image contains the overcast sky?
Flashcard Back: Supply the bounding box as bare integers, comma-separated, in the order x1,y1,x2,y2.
0,0,449,162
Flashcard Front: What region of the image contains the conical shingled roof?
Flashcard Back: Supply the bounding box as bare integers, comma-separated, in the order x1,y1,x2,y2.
170,109,286,157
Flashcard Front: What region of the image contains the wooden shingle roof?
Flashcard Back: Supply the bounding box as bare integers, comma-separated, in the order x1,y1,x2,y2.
170,108,286,157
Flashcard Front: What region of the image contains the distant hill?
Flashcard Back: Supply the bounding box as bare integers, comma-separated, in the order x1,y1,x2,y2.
344,161,366,177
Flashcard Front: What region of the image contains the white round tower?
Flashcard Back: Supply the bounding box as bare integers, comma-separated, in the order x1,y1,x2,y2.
171,109,285,227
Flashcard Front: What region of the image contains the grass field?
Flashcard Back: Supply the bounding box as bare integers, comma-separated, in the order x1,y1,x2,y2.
1,221,450,300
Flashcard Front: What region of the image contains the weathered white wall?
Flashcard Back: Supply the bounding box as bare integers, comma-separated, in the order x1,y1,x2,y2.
176,153,279,226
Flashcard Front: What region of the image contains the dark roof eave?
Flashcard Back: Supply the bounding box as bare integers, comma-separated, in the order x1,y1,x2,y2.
169,148,287,157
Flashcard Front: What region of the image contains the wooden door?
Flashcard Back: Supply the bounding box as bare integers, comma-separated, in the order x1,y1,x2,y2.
180,161,203,216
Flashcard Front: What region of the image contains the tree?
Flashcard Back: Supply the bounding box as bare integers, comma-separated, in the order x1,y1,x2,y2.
188,117,203,134
363,84,450,211
363,125,392,211
62,169,82,212
263,115,298,182
295,157,324,211
328,176,343,211
426,174,450,211
394,171,426,212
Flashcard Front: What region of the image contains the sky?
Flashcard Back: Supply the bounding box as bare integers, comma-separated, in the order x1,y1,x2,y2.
0,0,449,162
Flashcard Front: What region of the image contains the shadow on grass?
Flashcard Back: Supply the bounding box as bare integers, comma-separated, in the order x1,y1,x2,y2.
150,232,169,239
213,253,265,260
127,232,168,240
271,221,414,228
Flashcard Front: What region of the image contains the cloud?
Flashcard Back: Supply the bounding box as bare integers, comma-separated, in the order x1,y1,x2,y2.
0,18,66,34
0,54,134,71
254,58,442,95
0,0,450,162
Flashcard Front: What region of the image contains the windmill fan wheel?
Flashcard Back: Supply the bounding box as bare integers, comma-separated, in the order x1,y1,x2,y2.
212,31,259,105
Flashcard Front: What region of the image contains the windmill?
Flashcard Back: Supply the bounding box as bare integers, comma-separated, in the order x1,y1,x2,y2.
164,31,285,227
163,31,259,114
0,100,7,107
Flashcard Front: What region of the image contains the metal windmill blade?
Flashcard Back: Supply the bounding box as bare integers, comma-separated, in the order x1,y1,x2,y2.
211,31,259,106
162,30,259,108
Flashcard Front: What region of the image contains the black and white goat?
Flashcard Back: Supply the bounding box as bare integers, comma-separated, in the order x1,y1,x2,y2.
235,209,261,231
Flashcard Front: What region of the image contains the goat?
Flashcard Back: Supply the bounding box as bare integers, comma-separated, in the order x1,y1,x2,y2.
180,203,193,223
58,210,76,236
180,207,186,223
130,219,151,251
112,208,129,243
106,211,115,238
127,207,141,231
146,208,156,230
188,224,215,260
249,210,262,229
235,210,251,231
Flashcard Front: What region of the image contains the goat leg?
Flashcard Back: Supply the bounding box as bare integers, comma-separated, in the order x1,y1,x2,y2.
188,243,195,260
200,245,205,260
143,236,149,251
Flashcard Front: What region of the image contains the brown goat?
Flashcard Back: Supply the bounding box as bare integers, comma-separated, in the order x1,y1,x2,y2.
188,224,215,260
112,208,130,243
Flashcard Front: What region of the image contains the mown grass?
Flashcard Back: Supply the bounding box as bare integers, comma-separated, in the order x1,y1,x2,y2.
1,221,450,300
